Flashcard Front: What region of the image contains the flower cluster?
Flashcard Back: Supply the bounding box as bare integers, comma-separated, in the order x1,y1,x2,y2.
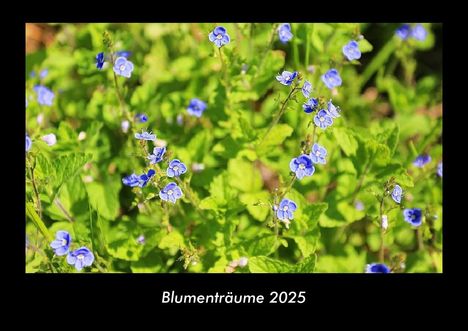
50,231,94,271
34,85,55,106
314,100,341,130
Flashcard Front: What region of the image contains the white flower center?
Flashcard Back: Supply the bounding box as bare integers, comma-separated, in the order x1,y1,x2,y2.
216,34,223,40
320,117,324,122
411,214,416,220
61,239,67,246
283,205,289,211
173,166,179,171
119,64,126,71
299,164,305,169
168,189,173,195
77,254,85,260
316,151,321,156
285,75,291,81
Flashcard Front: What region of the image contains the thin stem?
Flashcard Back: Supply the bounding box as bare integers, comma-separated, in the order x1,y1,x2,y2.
54,198,74,222
29,159,42,219
416,228,424,251
379,197,385,263
259,86,301,144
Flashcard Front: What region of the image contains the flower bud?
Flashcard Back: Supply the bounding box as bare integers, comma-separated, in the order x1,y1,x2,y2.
382,214,388,230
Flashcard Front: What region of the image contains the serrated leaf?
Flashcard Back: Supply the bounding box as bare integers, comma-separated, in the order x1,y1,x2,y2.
249,256,291,273
85,179,121,220
227,157,262,193
240,191,271,221
334,127,358,156
243,234,279,256
158,230,185,251
293,254,317,273
256,124,293,156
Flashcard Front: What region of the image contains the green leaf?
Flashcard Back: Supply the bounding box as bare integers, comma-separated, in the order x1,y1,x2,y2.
358,38,373,53
302,203,328,227
52,153,92,198
240,191,271,221
158,230,186,251
334,127,358,156
243,234,279,256
227,157,262,193
26,203,53,242
290,228,320,258
85,179,121,220
249,256,291,273
293,254,317,273
256,124,293,156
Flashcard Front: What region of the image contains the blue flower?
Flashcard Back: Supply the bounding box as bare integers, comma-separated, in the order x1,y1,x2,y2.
137,235,145,245
122,173,141,187
39,69,48,79
187,98,207,118
276,70,297,86
167,159,187,177
42,133,57,146
289,154,315,179
34,85,55,106
26,135,32,152
136,113,148,123
138,169,156,187
391,184,403,204
276,198,297,222
135,131,156,141
342,40,361,61
327,100,341,118
50,230,71,256
321,69,342,89
159,182,183,203
116,50,132,58
302,80,312,98
278,23,293,43
209,26,230,48
310,143,327,165
113,56,134,78
437,162,442,177
148,146,166,164
67,247,94,271
403,208,423,226
413,154,431,168
96,52,105,70
314,109,333,129
396,24,411,40
366,263,390,273
411,24,427,41
303,98,318,114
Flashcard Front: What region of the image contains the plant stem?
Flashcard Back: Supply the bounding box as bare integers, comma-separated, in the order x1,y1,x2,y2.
379,197,385,263
54,198,74,222
29,159,42,219
259,86,300,144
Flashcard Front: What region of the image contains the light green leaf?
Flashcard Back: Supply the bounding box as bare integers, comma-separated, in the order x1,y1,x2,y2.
240,191,271,221
249,256,291,273
293,254,317,273
227,157,262,193
334,127,358,156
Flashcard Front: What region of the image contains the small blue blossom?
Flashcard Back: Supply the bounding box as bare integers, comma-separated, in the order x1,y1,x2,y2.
310,143,327,165
148,146,166,164
411,24,427,41
138,169,156,187
327,100,341,118
136,113,148,123
67,247,94,271
26,135,32,152
113,56,134,78
50,230,71,256
302,80,312,98
116,50,132,58
437,162,442,177
276,198,297,227
96,52,105,70
289,154,315,179
276,70,297,86
342,40,361,61
121,120,130,133
321,69,342,89
403,208,423,227
167,159,187,178
391,184,403,204
208,26,230,48
34,85,55,106
366,263,390,273
159,182,183,203
314,109,333,129
42,133,57,146
137,235,145,245
396,24,411,40
303,98,318,114
187,98,207,118
122,173,141,187
39,69,48,79
278,23,293,43
355,201,364,211
135,131,156,141
413,154,431,168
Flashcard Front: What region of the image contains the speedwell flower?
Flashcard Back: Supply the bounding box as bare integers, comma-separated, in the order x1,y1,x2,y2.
403,208,423,226
50,230,71,256
187,98,207,118
327,100,341,118
278,23,293,43
159,182,183,203
276,70,297,86
302,80,312,98
113,56,134,78
209,26,230,48
396,24,411,40
342,40,361,61
310,143,327,165
96,52,105,70
303,98,318,114
411,24,427,41
321,69,342,89
167,159,187,178
366,263,390,273
413,154,431,168
314,109,333,129
437,162,442,177
67,247,94,271
276,199,297,228
26,135,32,152
148,146,166,164
135,131,156,141
289,154,315,179
42,133,57,146
34,85,55,106
391,184,403,204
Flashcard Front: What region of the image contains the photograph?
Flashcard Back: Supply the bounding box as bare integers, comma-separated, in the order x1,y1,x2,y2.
25,22,442,273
